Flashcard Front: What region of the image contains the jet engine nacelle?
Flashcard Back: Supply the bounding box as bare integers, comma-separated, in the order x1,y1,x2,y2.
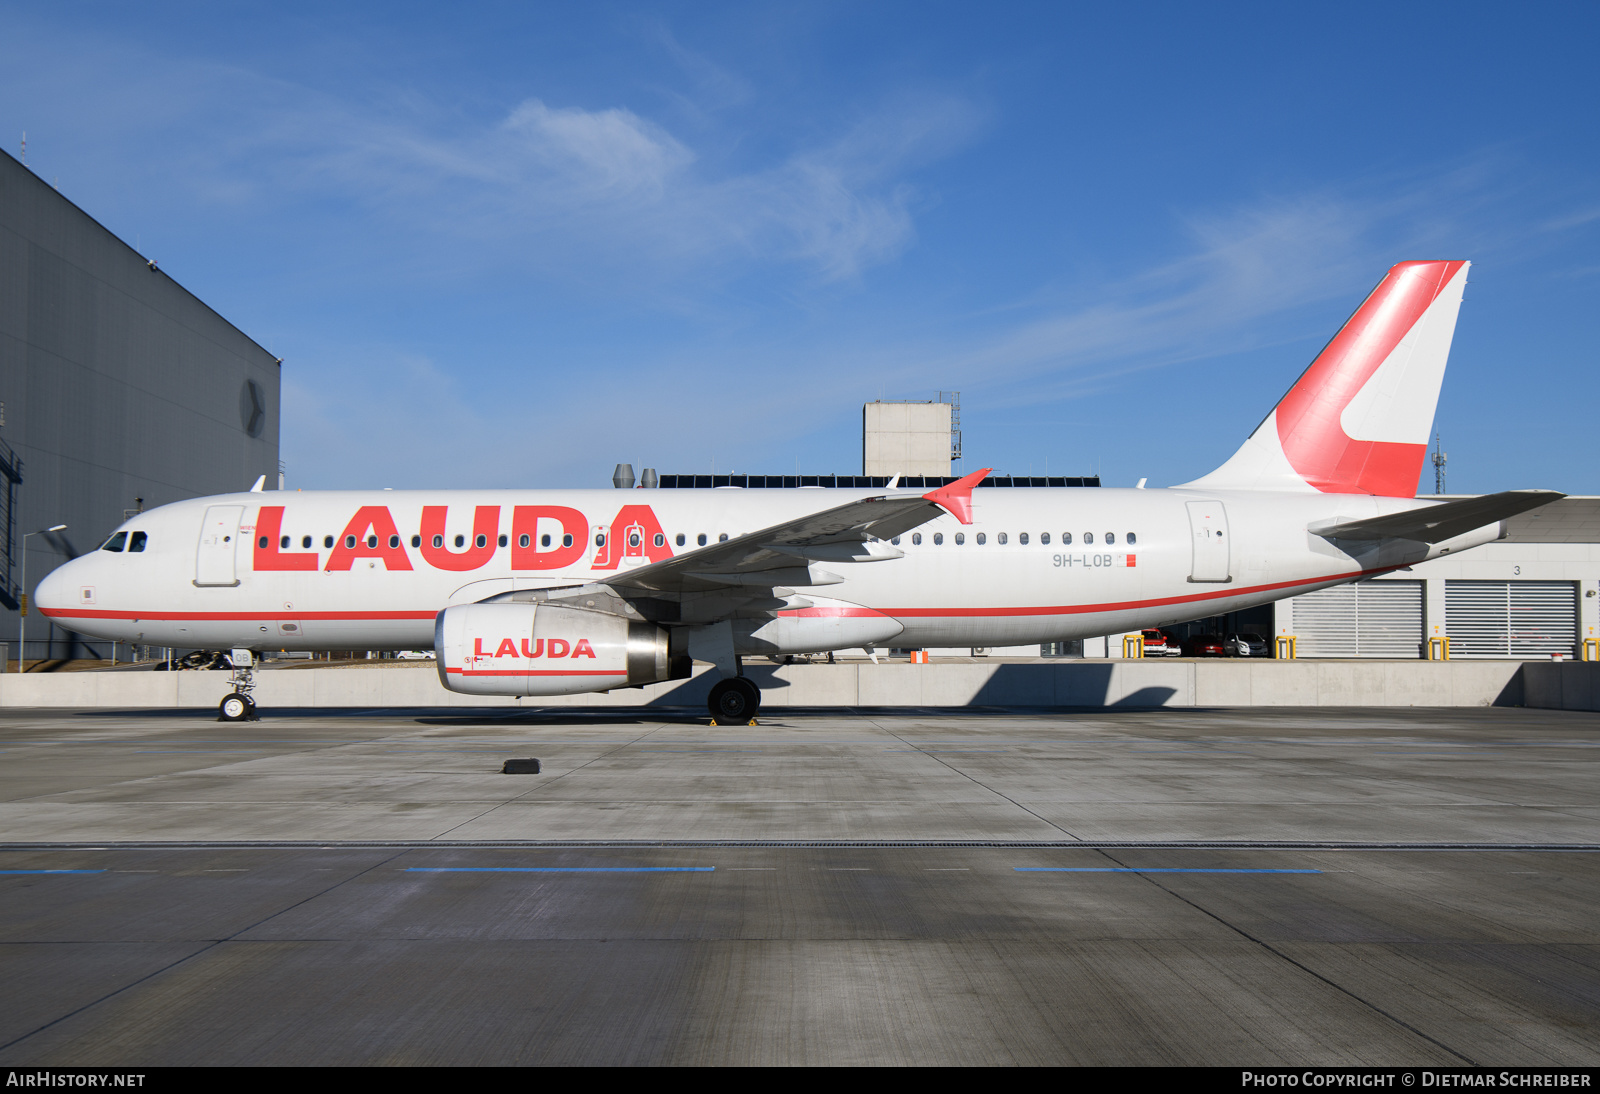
436,602,688,696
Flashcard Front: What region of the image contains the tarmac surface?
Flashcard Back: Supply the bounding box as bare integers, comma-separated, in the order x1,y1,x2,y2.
0,705,1597,1065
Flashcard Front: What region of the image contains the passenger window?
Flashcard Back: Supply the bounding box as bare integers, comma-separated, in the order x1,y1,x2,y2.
1127,533,1137,545
257,537,269,550
891,536,900,545
933,533,944,545
411,535,421,548
345,535,357,549
955,533,965,545
101,532,127,552
911,533,921,545
697,533,707,546
998,532,1008,545
1020,532,1029,545
1062,533,1072,545
595,534,606,547
676,533,685,547
653,533,665,547
1041,533,1050,545
432,535,444,549
1105,533,1115,545
719,533,729,542
455,535,466,548
366,535,378,549
128,531,147,552
562,534,573,548
475,534,487,549
303,536,313,549
324,535,334,549
629,532,640,547
519,534,531,548
539,534,550,548
976,532,986,545
1084,533,1094,544
388,535,400,548
280,536,291,549
498,534,508,547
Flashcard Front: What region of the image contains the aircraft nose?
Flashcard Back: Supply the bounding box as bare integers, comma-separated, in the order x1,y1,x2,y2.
34,557,82,615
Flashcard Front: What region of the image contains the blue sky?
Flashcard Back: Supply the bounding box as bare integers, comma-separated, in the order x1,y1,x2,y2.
3,1,1596,493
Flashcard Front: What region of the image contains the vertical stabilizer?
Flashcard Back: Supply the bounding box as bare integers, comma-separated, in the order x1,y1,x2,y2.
1183,260,1469,497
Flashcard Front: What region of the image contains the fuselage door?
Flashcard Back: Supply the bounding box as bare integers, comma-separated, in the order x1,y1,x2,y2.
1185,500,1231,583
195,505,244,587
622,521,648,568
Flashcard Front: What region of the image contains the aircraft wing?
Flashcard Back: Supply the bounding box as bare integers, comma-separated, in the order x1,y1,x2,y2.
1310,489,1565,543
604,468,992,598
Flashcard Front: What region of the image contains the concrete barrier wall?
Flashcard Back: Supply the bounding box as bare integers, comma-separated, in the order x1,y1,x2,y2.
0,658,1554,710
1522,662,1600,712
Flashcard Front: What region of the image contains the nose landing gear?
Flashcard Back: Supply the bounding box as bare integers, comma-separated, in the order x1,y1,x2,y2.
218,648,259,722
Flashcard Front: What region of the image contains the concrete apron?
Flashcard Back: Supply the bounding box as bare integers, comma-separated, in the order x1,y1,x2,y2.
0,659,1595,711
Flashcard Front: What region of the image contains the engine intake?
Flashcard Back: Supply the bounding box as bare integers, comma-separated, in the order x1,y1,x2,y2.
435,602,688,696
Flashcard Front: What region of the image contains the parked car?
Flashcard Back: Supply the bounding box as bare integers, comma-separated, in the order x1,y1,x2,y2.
1225,632,1269,658
1181,634,1228,657
1140,629,1180,657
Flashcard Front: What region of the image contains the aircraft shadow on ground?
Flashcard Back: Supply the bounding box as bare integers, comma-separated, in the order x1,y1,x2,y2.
642,661,1180,711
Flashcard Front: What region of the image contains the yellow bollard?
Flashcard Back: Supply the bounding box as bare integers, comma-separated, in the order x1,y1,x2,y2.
1427,636,1450,661
1122,635,1144,659
1275,635,1297,660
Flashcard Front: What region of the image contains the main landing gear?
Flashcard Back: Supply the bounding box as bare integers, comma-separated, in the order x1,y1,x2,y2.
218,648,259,722
707,676,760,724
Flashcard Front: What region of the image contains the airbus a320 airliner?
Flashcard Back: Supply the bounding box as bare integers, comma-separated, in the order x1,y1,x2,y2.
36,260,1560,721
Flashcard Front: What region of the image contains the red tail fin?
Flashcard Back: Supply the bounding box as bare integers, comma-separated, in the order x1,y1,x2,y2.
1185,260,1469,497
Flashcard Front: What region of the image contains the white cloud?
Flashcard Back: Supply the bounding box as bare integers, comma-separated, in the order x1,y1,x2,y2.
170,69,970,283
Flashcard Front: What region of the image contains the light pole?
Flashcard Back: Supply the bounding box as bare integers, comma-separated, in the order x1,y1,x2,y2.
18,524,65,673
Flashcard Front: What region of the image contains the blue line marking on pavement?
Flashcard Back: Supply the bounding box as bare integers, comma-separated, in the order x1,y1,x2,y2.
0,869,105,875
1014,868,1320,874
405,867,714,873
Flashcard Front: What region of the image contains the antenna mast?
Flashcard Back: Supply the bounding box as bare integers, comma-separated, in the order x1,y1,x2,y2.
1432,433,1447,494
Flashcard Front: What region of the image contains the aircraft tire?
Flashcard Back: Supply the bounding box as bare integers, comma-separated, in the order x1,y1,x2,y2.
708,677,760,722
219,693,252,722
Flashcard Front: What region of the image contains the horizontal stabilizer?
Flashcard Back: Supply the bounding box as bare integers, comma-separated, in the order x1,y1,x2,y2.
1310,490,1565,543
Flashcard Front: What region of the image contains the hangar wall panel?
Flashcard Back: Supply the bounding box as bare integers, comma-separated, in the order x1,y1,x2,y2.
0,150,280,659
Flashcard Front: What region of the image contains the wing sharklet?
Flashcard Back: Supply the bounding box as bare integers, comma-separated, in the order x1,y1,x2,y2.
921,467,992,524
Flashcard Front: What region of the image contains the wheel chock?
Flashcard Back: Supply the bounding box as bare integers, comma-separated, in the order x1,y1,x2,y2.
502,758,541,774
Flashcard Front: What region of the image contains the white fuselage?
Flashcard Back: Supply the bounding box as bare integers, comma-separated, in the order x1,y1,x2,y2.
36,486,1491,656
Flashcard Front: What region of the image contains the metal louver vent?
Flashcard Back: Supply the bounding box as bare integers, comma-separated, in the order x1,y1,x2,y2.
1294,581,1423,658
1445,581,1576,658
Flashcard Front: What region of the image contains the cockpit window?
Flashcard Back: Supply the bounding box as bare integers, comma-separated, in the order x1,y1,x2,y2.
100,532,127,553
128,531,147,553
